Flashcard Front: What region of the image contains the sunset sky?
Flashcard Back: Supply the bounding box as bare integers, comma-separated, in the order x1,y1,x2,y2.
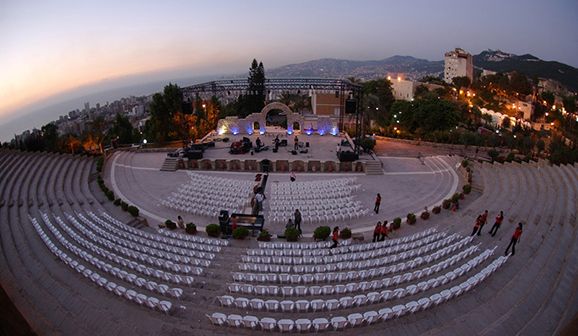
1,0,577,139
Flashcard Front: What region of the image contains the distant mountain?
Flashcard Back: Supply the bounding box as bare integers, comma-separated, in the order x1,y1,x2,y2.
473,50,578,92
266,56,443,82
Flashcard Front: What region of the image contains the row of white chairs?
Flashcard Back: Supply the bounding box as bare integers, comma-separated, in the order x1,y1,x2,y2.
97,211,228,247
72,213,212,265
186,171,257,189
268,197,357,210
157,227,229,246
166,194,248,208
61,213,207,274
161,200,243,219
229,245,483,295
243,232,449,263
271,187,360,199
207,254,509,331
82,212,219,255
30,216,175,315
42,213,198,286
255,227,437,251
271,177,359,191
232,236,474,284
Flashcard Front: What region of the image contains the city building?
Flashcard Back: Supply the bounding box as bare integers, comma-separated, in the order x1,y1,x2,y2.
390,78,444,101
311,92,341,116
444,48,473,84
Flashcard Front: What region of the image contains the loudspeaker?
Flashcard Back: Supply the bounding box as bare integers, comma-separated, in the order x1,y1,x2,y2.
305,142,309,148
345,99,356,114
292,150,297,155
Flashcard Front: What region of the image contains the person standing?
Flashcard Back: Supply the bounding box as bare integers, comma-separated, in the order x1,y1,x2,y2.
505,223,523,256
230,215,238,234
380,220,390,241
290,171,296,182
294,136,299,151
478,210,489,235
252,190,264,215
374,193,381,214
285,218,294,229
372,222,381,242
471,215,482,236
489,211,504,236
294,209,302,235
177,215,185,229
330,226,339,249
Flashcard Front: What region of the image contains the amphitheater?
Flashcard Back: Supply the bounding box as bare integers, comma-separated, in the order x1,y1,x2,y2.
0,138,577,335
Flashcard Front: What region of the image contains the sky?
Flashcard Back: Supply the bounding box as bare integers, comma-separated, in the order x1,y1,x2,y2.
1,0,577,142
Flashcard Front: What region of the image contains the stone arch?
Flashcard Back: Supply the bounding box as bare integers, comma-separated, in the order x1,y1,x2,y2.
260,102,303,134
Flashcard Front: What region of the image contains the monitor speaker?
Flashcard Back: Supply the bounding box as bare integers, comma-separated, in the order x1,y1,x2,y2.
345,99,356,114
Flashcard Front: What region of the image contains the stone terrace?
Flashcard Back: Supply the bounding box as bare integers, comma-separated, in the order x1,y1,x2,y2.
0,142,577,335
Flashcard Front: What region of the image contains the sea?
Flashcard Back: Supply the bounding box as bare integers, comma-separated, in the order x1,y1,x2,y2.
0,74,222,143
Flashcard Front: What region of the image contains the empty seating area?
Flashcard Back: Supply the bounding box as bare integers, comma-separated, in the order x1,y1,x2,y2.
1,147,578,335
268,177,367,224
160,172,255,217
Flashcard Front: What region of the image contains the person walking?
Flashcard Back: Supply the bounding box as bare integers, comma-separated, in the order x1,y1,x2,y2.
489,211,504,236
374,193,381,214
294,209,302,235
330,226,339,249
380,220,390,241
471,215,482,236
478,210,489,235
505,223,523,256
372,222,381,242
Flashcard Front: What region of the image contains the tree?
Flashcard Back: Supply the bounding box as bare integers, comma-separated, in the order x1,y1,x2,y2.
488,149,500,163
390,97,460,134
460,132,479,149
509,72,532,95
482,113,493,125
414,85,430,99
86,115,108,153
110,113,135,144
452,76,471,89
541,91,555,107
240,59,266,117
41,123,59,152
563,95,577,114
501,117,511,129
145,83,183,143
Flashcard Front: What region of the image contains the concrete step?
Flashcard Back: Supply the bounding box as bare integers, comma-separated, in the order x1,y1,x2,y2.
364,160,383,175
160,157,179,171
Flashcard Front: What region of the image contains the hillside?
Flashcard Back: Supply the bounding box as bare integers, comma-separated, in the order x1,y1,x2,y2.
473,50,578,92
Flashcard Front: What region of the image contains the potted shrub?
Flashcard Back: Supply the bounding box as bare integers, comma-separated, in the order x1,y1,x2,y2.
127,205,139,217
185,222,197,234
393,217,402,230
451,193,460,204
285,227,300,242
340,227,352,239
462,159,469,168
121,201,129,211
113,198,121,206
313,226,331,241
462,184,472,194
165,220,176,230
233,226,249,239
406,213,417,224
206,223,221,237
432,205,441,214
420,207,430,220
106,190,115,201
258,230,271,242
442,199,451,209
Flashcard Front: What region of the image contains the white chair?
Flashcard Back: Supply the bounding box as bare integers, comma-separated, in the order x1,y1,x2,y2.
227,314,243,328
339,296,354,308
331,316,348,330
277,319,295,333
393,288,406,299
312,318,330,332
280,300,295,312
392,304,407,318
158,300,173,315
379,307,394,321
217,295,234,307
168,287,183,299
367,291,381,304
235,297,250,309
311,299,325,311
430,293,443,306
295,318,312,332
380,289,393,301
265,299,279,311
250,298,265,310
417,297,431,311
206,312,226,326
259,317,277,331
335,284,347,294
146,297,160,310
326,299,340,311
441,289,452,302
406,301,419,314
348,313,365,327
353,294,368,307
406,284,418,296
309,285,321,295
364,310,380,324
243,315,260,330
322,285,334,295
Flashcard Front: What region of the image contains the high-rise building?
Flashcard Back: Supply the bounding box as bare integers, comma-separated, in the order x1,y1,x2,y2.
84,102,90,115
444,48,473,84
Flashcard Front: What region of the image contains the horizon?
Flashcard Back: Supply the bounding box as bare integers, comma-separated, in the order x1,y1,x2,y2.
2,0,577,142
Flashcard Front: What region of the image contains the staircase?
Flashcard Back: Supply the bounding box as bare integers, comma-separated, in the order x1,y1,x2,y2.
160,157,179,171
364,160,384,175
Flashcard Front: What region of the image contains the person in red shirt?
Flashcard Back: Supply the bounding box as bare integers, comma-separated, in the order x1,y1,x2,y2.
471,215,482,236
230,215,238,234
478,210,488,236
505,223,523,256
372,222,381,242
374,193,381,214
488,211,504,236
380,220,389,241
330,226,339,249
